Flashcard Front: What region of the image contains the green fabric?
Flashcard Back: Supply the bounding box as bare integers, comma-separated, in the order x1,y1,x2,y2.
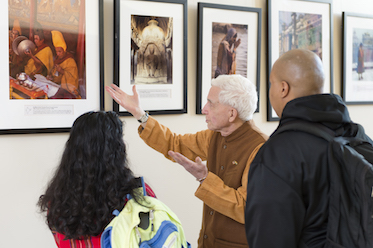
103,196,189,248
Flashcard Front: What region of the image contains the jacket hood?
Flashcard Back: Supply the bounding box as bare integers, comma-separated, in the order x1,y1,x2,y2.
280,94,351,131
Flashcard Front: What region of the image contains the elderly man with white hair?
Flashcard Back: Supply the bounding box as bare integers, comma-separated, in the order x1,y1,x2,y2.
106,74,268,248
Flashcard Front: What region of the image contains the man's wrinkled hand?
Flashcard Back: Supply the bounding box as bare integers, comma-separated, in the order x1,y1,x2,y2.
168,151,208,181
105,84,144,119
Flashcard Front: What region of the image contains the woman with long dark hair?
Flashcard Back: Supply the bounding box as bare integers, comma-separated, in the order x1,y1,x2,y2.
38,111,154,247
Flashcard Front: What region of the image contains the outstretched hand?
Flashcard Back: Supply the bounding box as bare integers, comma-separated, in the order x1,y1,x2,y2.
105,84,145,119
168,151,208,182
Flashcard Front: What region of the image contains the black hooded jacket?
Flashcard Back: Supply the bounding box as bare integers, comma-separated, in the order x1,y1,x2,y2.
245,94,372,248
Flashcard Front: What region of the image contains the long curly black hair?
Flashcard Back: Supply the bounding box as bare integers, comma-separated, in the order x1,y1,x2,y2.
38,111,141,239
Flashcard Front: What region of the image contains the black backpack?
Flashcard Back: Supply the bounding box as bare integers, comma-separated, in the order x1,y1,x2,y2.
276,121,373,248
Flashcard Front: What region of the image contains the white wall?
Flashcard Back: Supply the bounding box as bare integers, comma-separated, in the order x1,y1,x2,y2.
1,0,373,247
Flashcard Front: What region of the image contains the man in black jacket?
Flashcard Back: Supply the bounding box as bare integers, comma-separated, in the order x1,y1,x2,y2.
244,49,372,247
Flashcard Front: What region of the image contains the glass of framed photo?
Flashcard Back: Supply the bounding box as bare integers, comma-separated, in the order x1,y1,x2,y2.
342,12,373,104
196,2,262,114
267,0,333,121
3,0,104,134
113,0,188,116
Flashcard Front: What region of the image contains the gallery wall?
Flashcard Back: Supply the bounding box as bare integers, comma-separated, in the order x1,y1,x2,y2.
1,0,373,247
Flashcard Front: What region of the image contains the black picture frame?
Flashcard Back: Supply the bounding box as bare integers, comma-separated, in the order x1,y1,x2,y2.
2,0,104,135
267,0,333,121
342,12,373,104
113,0,188,116
196,2,262,114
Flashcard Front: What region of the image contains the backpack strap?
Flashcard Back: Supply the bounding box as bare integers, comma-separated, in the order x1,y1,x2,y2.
139,176,147,196
276,120,372,148
275,120,335,142
124,177,151,230
126,177,147,200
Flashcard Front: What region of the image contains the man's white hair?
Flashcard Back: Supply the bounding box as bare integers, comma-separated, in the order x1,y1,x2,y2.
211,74,257,121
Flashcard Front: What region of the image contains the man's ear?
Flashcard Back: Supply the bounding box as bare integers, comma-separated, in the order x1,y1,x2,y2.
281,81,290,98
228,108,238,123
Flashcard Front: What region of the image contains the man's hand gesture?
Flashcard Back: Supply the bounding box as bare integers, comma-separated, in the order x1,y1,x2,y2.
105,84,145,120
168,151,208,182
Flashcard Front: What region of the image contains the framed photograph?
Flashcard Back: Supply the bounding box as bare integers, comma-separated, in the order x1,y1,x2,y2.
2,0,104,134
267,0,333,121
342,12,373,104
196,3,262,114
113,0,187,116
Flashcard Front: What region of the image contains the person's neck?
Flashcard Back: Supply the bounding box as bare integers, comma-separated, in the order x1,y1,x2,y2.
220,120,245,137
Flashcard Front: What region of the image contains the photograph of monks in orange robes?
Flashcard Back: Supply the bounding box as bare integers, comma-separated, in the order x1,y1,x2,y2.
8,0,86,99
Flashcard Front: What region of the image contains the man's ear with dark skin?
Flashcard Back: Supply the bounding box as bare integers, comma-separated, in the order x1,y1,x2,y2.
280,80,290,99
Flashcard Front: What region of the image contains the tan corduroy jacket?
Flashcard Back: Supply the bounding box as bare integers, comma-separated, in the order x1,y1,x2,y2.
138,117,268,248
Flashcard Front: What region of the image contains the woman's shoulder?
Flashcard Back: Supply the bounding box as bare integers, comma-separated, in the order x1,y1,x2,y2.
145,183,156,198
52,231,102,248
